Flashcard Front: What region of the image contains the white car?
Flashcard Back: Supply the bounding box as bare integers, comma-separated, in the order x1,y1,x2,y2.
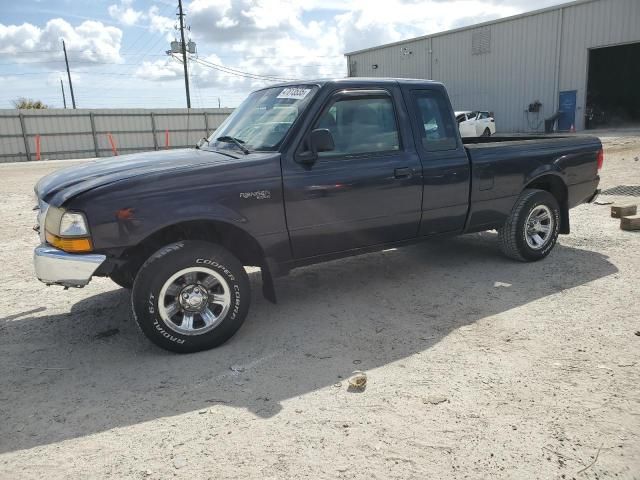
455,111,496,137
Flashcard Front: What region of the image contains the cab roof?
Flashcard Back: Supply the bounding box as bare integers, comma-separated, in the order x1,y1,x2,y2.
264,77,445,90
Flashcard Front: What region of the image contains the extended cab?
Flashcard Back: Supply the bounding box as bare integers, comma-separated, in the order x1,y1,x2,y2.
33,78,602,352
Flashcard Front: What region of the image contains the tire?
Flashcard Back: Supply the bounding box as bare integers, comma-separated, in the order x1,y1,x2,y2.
498,188,560,262
482,127,491,137
109,266,134,289
131,241,250,353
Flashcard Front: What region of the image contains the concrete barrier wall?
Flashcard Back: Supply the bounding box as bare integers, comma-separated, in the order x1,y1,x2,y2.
0,108,233,162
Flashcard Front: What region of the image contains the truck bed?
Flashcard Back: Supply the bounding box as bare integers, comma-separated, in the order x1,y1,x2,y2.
461,134,602,233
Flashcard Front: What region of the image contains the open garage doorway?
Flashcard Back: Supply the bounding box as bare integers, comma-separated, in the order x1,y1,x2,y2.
586,42,640,129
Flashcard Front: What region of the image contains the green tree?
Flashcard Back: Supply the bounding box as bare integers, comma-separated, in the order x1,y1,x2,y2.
12,97,49,109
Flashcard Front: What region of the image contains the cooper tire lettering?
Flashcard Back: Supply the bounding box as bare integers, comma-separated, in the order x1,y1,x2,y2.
132,241,251,353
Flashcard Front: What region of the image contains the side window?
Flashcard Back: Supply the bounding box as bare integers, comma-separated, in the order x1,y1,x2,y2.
413,92,458,152
313,95,400,157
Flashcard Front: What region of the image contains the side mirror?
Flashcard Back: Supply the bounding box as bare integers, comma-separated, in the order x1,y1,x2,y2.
310,128,335,153
296,128,335,165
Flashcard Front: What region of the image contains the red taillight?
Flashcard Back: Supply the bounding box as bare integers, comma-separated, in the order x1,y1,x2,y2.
597,149,604,170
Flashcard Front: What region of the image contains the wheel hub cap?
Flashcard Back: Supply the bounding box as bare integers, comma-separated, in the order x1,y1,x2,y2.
157,266,232,336
524,205,554,250
180,285,208,311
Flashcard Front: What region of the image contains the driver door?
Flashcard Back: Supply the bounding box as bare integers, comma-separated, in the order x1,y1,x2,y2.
282,88,423,259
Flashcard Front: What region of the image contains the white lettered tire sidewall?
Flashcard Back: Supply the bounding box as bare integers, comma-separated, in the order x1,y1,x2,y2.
131,241,250,353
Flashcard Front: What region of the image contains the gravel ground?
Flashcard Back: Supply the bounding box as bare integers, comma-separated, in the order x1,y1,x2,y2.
0,133,639,479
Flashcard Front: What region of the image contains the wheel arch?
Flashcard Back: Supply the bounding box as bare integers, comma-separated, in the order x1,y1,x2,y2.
524,173,569,234
119,219,266,274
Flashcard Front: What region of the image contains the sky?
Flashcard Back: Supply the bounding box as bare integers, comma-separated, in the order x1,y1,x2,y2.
0,0,568,109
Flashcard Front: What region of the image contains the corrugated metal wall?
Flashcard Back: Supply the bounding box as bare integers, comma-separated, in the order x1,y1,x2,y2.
346,0,640,132
0,108,233,162
558,0,640,129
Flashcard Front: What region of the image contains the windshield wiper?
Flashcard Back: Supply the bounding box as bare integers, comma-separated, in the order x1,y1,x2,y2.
216,136,250,155
196,137,209,149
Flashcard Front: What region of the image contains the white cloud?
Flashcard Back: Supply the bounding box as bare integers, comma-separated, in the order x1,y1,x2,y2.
0,18,123,64
108,0,146,26
135,57,183,82
147,0,542,75
148,6,174,33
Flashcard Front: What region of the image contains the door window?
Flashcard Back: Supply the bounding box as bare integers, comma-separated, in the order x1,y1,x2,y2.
413,92,458,151
313,95,400,157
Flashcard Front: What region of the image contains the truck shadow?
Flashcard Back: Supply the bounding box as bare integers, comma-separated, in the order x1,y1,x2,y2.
0,233,618,454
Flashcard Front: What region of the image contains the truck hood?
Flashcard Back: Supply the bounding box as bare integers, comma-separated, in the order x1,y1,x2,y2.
35,148,238,206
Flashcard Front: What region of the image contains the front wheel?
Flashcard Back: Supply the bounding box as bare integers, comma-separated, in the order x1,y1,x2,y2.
498,189,560,261
131,241,250,353
482,127,491,137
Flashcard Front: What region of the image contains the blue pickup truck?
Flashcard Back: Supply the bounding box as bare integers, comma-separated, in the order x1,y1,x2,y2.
33,78,602,352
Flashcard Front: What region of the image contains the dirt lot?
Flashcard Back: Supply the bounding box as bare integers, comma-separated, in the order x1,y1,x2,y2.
1,132,639,479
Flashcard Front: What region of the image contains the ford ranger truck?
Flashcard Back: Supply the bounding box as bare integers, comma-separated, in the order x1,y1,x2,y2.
33,78,602,353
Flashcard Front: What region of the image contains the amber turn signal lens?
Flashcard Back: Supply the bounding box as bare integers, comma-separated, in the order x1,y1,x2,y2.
45,231,93,253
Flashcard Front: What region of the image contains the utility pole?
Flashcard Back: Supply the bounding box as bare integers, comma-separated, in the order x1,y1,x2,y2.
177,0,191,108
60,78,67,109
62,40,76,109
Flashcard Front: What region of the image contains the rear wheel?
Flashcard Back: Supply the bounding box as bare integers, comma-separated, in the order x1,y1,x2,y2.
498,189,560,261
131,241,250,353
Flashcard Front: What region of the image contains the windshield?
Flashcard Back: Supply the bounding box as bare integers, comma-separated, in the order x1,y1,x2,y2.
207,85,319,153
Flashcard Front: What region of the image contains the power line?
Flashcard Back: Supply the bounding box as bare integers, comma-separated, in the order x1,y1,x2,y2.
91,9,178,94
96,2,177,94
193,57,298,82
1,49,343,60
0,60,148,66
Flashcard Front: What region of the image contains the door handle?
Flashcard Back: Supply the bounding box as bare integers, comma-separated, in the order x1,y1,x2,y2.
394,167,412,179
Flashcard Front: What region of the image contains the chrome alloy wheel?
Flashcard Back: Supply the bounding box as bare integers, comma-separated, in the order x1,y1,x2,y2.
524,205,554,250
158,266,231,336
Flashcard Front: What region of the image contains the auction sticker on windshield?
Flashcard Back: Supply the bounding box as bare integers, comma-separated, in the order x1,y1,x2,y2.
277,88,311,100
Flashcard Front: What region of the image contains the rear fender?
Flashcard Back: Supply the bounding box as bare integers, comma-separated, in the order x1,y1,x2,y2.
524,170,570,234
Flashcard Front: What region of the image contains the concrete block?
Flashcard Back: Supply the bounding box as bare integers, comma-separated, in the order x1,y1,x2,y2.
620,214,640,231
611,203,637,218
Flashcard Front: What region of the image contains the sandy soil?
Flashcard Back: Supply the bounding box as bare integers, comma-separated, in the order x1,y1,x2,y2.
0,133,639,479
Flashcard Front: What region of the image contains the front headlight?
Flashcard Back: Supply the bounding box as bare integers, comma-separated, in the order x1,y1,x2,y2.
59,212,89,236
45,207,92,252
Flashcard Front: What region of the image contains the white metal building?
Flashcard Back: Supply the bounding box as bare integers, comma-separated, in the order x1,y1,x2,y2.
344,0,640,132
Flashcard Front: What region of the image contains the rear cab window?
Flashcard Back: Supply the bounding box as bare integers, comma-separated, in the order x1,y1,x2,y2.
411,90,458,152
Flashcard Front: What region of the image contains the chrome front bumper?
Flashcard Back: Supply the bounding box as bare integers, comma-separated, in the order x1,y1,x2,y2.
34,244,106,288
